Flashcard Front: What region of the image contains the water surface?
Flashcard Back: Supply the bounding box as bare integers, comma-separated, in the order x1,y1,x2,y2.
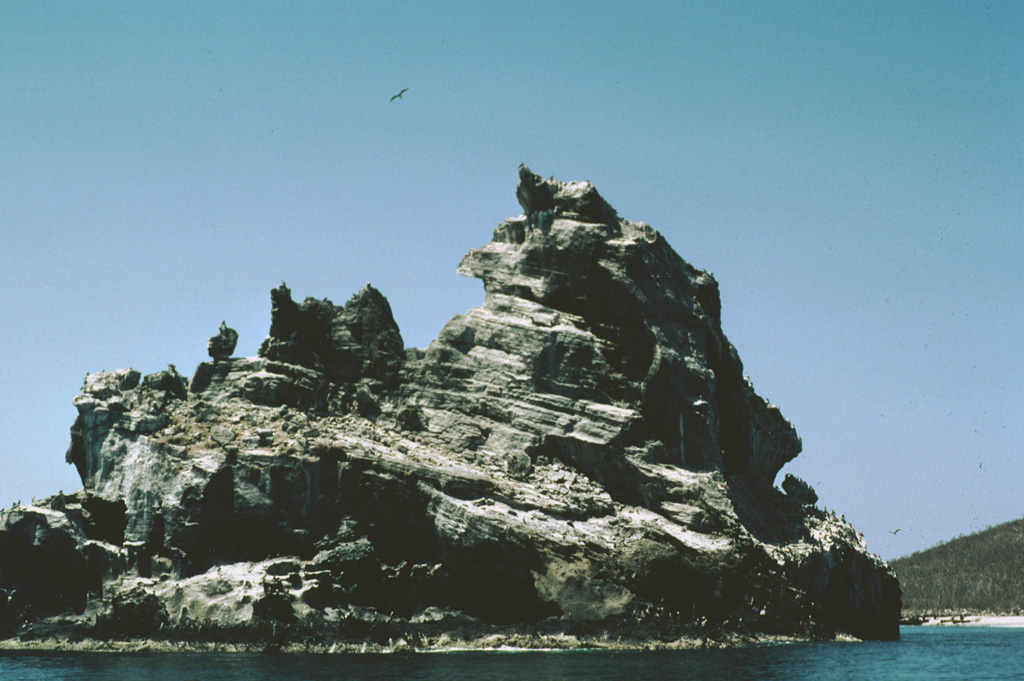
1,627,1021,680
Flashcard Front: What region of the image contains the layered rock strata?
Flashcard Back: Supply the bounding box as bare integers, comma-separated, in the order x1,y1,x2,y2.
0,167,900,648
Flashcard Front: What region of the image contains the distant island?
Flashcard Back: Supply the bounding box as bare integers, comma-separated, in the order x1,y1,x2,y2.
895,517,1024,622
0,167,900,651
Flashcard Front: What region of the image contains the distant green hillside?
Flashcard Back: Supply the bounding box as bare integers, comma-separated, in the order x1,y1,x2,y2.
892,518,1024,614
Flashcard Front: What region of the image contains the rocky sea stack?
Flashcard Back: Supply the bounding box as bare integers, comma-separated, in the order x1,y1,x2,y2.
0,167,900,649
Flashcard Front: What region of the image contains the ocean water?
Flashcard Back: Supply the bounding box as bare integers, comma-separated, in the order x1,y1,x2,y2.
1,627,1021,680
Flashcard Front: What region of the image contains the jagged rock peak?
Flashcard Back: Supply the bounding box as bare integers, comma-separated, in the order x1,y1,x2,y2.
515,164,618,225
257,281,404,387
453,166,799,484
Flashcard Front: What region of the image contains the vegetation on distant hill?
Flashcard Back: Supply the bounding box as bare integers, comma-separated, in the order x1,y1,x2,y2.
893,518,1024,614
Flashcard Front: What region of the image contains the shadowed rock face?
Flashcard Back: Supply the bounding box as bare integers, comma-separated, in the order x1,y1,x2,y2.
0,167,900,647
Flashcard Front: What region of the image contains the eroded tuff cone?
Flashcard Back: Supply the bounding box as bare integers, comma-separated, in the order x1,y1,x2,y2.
207,321,239,360
0,167,901,649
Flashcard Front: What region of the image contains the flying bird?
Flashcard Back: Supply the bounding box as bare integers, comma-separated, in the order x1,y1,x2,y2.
390,88,409,102
889,529,901,535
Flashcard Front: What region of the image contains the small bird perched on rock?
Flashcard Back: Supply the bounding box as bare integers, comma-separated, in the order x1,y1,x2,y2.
390,87,409,102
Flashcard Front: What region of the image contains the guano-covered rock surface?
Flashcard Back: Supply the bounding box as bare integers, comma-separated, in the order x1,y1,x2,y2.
0,167,900,649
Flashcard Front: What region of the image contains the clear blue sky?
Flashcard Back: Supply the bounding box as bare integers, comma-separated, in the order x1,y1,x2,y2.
1,1,1020,560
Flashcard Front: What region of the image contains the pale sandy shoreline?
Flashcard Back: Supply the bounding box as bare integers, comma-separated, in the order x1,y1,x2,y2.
918,615,1024,628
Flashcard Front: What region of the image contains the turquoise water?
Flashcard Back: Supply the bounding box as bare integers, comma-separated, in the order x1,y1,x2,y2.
1,628,1021,680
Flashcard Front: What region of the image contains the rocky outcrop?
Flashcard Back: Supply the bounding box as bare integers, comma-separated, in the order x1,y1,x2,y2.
782,474,819,506
0,167,900,648
207,322,239,360
257,282,404,389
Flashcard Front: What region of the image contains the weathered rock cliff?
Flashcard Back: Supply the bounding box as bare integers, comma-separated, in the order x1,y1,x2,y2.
0,167,900,648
